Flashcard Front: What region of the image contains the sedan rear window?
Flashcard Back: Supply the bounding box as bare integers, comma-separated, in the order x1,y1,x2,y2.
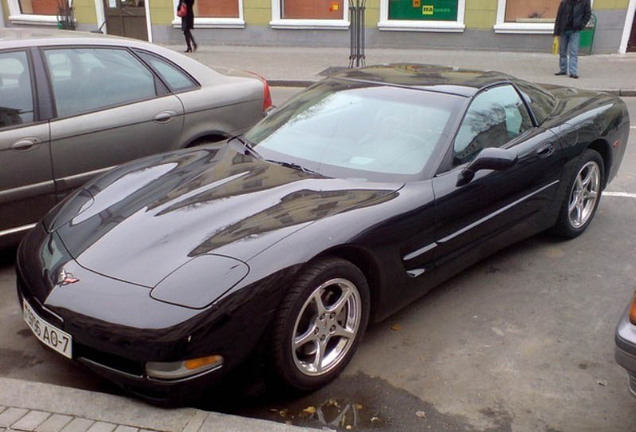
136,50,197,92
246,80,463,181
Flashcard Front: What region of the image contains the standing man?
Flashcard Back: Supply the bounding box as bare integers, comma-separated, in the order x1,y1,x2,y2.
554,0,591,79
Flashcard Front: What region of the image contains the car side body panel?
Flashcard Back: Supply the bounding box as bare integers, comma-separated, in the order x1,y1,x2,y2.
49,95,185,197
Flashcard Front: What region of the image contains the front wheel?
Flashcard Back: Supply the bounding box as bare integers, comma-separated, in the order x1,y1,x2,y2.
269,257,370,392
551,149,604,239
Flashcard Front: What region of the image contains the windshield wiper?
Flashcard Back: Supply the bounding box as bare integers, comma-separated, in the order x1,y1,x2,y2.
266,159,321,176
229,135,261,159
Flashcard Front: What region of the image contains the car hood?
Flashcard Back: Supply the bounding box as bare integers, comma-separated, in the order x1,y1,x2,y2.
51,145,401,288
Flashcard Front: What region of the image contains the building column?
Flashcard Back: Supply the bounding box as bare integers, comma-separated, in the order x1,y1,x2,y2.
0,0,6,27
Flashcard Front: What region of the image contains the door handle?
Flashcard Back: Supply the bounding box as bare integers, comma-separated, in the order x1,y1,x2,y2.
536,143,555,158
11,138,40,151
154,111,177,123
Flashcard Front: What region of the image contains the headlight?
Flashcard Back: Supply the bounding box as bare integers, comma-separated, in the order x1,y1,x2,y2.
146,355,224,380
151,254,249,309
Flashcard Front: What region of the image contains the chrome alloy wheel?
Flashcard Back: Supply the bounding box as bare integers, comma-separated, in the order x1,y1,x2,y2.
568,161,601,229
291,278,362,376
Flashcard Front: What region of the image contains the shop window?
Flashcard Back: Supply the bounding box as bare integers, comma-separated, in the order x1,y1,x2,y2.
18,0,57,14
172,0,244,28
269,0,348,29
7,0,63,25
504,0,557,23
494,0,591,33
379,0,465,32
197,0,239,18
281,0,343,19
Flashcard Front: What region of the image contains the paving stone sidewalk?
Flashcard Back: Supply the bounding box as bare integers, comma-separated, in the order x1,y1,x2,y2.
0,378,325,432
163,44,636,96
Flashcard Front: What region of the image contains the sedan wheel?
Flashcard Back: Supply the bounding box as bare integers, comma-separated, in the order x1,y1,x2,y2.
270,257,370,392
552,149,605,238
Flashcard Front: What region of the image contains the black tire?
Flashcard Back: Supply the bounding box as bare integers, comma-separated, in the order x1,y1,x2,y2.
269,257,370,392
187,136,226,148
551,149,604,239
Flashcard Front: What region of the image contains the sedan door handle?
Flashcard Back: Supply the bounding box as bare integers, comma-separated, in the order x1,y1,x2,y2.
11,138,40,151
154,111,177,123
536,143,555,158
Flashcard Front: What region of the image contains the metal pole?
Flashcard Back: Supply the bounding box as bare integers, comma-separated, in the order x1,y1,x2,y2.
349,2,355,67
360,0,366,66
348,0,366,68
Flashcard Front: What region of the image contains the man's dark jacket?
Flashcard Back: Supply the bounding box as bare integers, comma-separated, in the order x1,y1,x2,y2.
554,0,591,36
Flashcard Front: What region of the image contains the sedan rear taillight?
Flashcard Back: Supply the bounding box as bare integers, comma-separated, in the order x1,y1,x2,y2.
249,72,273,113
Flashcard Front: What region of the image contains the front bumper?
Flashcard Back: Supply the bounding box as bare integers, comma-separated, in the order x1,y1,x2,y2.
15,223,279,403
615,305,636,398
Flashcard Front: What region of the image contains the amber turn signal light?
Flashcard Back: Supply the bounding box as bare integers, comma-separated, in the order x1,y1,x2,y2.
146,355,224,380
185,355,223,370
629,292,636,325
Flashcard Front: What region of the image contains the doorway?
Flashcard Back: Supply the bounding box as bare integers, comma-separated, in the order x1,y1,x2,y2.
102,0,148,41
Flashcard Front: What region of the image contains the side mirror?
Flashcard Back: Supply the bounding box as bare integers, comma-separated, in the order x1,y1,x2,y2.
457,147,518,186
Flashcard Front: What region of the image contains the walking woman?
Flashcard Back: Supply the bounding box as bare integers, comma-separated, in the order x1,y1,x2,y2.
177,0,197,52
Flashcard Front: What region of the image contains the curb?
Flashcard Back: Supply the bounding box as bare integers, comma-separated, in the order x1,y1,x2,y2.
267,80,315,88
0,378,323,432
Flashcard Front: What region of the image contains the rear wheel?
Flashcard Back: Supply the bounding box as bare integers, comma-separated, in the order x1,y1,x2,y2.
552,149,604,239
269,257,370,392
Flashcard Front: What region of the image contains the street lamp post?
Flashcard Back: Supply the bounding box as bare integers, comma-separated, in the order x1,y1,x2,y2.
349,0,366,68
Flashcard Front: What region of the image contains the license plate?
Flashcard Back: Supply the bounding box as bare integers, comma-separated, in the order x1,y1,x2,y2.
23,299,73,359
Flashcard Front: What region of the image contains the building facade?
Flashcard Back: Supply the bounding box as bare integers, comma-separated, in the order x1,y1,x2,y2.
1,0,635,53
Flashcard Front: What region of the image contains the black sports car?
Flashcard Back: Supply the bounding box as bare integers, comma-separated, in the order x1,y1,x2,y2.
16,64,630,403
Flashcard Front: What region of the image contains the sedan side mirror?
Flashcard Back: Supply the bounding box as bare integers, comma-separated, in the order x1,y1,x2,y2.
457,147,518,186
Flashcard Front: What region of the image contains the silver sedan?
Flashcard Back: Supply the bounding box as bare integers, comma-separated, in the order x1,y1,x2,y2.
0,28,272,247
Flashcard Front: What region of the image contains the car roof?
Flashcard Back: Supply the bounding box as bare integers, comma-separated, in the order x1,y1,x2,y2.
0,27,150,50
331,63,516,97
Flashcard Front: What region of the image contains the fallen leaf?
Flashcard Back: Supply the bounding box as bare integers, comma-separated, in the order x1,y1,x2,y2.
371,416,381,423
597,380,608,387
391,324,402,331
416,410,426,418
354,403,363,410
303,406,317,414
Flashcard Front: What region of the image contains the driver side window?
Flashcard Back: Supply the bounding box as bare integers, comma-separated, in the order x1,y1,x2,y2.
453,85,532,166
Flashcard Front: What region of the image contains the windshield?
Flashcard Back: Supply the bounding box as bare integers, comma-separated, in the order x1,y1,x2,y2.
245,79,464,182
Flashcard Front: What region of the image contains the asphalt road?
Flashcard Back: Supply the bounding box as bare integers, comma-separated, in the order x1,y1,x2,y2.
1,94,635,432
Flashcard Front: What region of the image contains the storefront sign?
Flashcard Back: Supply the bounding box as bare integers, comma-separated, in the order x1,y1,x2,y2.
389,0,457,21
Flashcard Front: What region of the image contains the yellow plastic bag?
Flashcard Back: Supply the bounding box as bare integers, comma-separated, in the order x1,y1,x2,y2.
552,37,559,55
